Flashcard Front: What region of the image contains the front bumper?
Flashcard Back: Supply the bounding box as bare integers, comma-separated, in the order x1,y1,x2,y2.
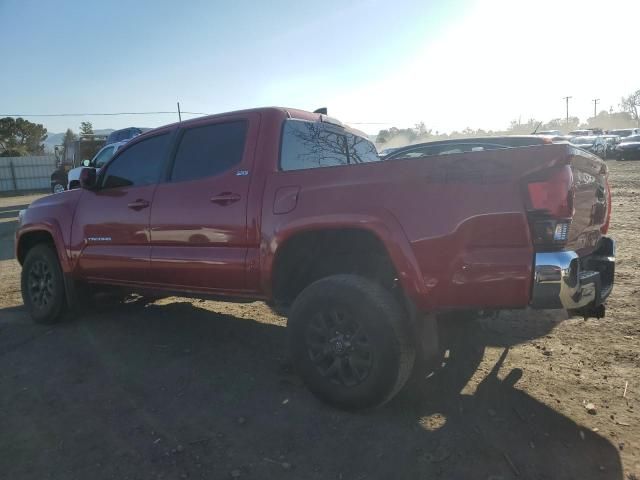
531,237,615,310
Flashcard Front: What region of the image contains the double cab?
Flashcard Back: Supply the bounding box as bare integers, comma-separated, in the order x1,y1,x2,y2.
16,107,615,409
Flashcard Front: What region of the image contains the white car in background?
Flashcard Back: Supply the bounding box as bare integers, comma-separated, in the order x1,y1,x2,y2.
66,140,128,189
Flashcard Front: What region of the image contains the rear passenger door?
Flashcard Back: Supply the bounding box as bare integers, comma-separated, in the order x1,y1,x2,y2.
148,114,259,293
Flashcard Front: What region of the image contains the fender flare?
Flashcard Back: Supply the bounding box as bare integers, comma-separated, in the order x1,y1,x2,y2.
263,211,426,303
16,220,71,273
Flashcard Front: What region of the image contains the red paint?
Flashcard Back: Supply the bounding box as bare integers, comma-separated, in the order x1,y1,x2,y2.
16,107,610,313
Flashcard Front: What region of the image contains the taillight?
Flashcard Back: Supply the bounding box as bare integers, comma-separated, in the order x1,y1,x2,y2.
526,165,574,217
525,165,575,250
601,176,612,234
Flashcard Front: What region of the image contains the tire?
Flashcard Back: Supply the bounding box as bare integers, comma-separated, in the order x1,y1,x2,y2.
21,244,67,324
52,182,65,194
288,274,415,410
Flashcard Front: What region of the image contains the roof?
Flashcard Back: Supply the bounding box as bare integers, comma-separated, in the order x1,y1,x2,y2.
132,107,368,142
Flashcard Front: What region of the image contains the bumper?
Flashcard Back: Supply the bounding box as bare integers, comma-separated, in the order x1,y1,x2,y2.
531,237,615,310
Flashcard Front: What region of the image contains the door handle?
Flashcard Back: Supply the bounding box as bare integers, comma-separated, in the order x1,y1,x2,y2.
127,199,150,210
210,192,241,206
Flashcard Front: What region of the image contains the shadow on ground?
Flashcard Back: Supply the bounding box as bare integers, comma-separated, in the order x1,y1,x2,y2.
0,301,623,480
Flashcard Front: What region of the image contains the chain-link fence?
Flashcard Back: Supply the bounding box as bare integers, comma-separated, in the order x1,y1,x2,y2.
0,156,56,193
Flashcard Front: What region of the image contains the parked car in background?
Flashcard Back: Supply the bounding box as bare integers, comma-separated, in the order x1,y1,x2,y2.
535,130,562,136
608,128,640,138
384,135,557,160
570,136,607,158
105,127,148,145
378,147,399,157
569,129,592,136
50,134,107,193
615,134,640,160
66,140,128,189
600,135,621,159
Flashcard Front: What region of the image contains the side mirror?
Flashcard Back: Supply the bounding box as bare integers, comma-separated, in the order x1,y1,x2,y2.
79,167,97,190
82,159,91,167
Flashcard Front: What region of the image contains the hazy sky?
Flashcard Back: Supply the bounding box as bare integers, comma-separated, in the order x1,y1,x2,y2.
2,0,639,135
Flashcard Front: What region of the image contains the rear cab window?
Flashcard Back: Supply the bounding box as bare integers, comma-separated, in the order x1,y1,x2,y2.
280,119,379,171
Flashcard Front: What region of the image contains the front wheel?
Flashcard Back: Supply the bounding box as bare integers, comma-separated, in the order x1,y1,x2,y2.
288,274,415,410
21,244,67,324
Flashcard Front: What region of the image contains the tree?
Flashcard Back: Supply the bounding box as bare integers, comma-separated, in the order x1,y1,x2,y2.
621,89,640,126
0,117,48,156
62,128,77,148
79,121,94,135
55,128,78,163
585,110,636,130
376,129,391,144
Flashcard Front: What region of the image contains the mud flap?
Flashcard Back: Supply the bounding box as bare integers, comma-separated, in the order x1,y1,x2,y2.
63,273,85,313
416,314,440,361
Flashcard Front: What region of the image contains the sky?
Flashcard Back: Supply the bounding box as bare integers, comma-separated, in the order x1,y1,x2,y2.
1,0,639,135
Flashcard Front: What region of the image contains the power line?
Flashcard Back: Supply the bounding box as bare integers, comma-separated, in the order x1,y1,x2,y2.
0,111,208,117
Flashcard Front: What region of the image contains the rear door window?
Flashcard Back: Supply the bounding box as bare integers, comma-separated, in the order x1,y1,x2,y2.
101,134,170,189
170,121,247,182
280,120,379,170
347,134,379,163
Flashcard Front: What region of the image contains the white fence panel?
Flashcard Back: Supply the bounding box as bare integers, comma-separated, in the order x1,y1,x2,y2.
0,155,57,193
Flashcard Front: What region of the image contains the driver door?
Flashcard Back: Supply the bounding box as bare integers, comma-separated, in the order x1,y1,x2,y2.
71,131,173,285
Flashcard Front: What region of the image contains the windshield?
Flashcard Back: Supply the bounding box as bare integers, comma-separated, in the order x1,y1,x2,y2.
621,135,640,143
91,145,116,168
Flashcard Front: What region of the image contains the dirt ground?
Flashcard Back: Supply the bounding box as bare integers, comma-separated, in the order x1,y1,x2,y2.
0,162,638,480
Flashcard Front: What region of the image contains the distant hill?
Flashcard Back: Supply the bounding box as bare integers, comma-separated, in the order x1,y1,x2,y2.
43,129,115,153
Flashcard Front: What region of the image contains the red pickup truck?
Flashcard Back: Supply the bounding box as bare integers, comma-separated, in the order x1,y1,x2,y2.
16,107,615,409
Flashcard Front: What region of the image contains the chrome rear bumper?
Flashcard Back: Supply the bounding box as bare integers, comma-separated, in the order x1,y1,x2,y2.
531,237,615,310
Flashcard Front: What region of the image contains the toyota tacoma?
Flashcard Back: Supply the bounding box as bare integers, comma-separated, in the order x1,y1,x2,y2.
16,107,615,409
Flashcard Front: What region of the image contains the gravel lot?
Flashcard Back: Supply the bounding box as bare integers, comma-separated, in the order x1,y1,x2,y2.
0,162,638,479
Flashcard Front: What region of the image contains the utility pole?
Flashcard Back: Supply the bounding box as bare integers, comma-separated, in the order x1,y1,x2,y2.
563,96,572,126
592,98,600,118
177,102,182,122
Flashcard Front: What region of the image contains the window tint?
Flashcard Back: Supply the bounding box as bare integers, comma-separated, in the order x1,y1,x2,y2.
347,134,379,163
102,134,170,189
171,121,247,182
92,146,114,168
280,119,379,171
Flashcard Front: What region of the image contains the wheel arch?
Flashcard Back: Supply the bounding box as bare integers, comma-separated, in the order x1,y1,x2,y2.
16,222,71,273
266,214,425,308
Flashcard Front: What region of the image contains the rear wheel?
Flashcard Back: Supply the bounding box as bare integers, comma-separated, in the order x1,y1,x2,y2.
21,244,67,324
52,182,65,194
288,274,415,410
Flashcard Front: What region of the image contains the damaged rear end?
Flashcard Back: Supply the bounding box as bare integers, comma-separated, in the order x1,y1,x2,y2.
528,146,615,317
